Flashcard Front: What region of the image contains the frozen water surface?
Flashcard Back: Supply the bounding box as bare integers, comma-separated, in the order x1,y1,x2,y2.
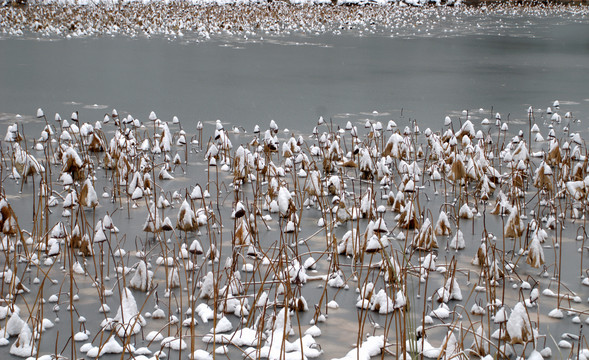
1,3,589,360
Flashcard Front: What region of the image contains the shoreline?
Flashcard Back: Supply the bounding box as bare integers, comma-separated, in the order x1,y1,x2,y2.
1,1,588,39
2,0,588,6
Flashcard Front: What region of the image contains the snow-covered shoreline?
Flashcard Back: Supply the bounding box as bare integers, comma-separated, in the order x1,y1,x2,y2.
1,1,587,39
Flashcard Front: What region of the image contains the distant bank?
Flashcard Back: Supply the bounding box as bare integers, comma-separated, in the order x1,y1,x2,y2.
3,0,589,5
462,0,588,4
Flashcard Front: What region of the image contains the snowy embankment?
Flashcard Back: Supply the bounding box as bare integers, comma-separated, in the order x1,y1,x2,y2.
22,0,459,6
2,1,587,39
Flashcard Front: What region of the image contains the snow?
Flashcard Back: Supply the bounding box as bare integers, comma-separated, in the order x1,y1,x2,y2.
104,287,146,337
332,335,385,360
506,302,533,344
86,336,123,357
203,327,261,347
196,303,215,323
161,337,187,350
327,300,339,309
5,312,25,336
210,316,233,333
449,229,465,250
129,260,153,291
9,324,35,358
305,325,321,337
74,331,89,341
191,349,213,360
146,331,164,342
548,308,564,319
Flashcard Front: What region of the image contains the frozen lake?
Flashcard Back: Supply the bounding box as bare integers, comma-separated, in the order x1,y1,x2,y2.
1,5,589,360
1,14,589,134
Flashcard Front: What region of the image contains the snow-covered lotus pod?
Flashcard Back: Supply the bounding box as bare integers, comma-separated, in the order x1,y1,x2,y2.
372,218,388,234
546,139,561,166
268,119,278,133
277,186,294,218
422,253,436,271
456,119,475,138
158,166,174,180
78,234,93,256
5,311,25,336
189,239,203,255
131,187,143,201
358,148,374,180
94,223,108,243
304,170,321,197
434,211,452,236
160,123,173,152
389,191,405,212
368,289,394,314
190,184,204,200
172,153,182,166
412,218,437,250
143,205,162,233
337,229,360,257
490,191,509,215
449,229,465,250
359,188,375,219
533,161,553,192
61,145,84,179
383,132,406,159
526,236,545,268
13,144,45,177
4,123,21,142
469,239,489,267
232,201,246,219
366,235,387,253
205,143,219,162
87,131,106,152
506,302,534,345
398,201,419,229
511,140,529,164
335,200,351,223
463,157,481,181
550,112,561,122
69,224,83,249
161,217,173,231
287,260,307,285
79,178,99,208
157,195,170,209
129,260,153,292
199,272,215,299
335,335,385,360
9,323,36,357
0,198,18,235
477,175,495,201
504,206,524,238
151,139,162,154
232,145,252,182
458,203,473,219
177,200,198,232
566,180,586,200
449,156,466,181
234,217,253,246
47,237,61,256
51,222,67,239
107,287,146,337
436,277,462,303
